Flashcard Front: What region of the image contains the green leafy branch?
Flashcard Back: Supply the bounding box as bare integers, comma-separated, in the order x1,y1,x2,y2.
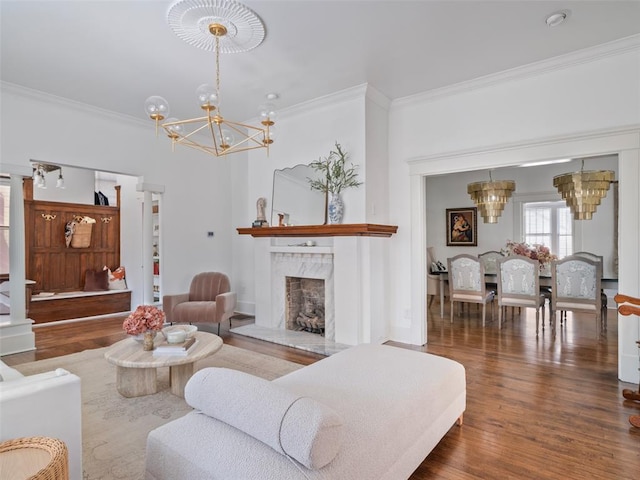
307,142,363,195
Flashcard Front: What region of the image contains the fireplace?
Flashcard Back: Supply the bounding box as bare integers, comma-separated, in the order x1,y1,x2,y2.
241,232,394,347
271,250,335,342
286,277,325,334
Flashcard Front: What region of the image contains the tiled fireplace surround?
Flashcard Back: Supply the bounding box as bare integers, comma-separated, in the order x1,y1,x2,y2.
238,234,393,352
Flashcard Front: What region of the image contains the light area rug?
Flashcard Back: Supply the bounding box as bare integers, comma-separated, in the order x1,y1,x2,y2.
14,344,303,480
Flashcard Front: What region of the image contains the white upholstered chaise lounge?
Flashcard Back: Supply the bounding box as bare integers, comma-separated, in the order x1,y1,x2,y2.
145,344,466,479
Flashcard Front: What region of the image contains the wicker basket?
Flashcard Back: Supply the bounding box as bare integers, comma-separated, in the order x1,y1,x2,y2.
0,436,69,480
70,222,93,248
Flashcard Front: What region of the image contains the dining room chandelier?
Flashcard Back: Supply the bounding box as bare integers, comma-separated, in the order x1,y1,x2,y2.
145,0,275,157
467,172,516,224
553,159,615,220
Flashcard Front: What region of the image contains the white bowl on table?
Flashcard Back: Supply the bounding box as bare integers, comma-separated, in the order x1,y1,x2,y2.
161,324,198,343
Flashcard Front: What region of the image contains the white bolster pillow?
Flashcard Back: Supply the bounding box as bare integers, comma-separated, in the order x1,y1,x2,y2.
184,367,343,470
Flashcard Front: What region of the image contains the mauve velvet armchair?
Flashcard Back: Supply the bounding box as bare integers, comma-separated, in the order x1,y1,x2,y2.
163,272,237,335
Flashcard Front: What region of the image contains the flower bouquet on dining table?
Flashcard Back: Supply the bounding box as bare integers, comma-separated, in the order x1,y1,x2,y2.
502,240,557,272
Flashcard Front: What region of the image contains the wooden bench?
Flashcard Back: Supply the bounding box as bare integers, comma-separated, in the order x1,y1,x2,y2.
28,290,131,324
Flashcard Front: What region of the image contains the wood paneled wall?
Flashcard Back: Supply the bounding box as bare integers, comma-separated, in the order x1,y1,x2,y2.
24,179,121,293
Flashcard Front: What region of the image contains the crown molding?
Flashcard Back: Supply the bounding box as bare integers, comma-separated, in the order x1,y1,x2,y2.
280,84,369,119
406,124,640,175
1,81,150,129
393,34,640,108
276,83,389,120
365,84,391,110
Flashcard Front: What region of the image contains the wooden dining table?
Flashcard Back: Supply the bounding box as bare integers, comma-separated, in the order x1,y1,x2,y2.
436,272,619,318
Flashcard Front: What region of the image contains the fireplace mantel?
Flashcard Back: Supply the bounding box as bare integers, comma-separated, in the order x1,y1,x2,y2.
237,223,397,238
246,223,394,346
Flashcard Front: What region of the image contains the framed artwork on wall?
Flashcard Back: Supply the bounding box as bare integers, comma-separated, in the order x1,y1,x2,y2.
446,207,477,246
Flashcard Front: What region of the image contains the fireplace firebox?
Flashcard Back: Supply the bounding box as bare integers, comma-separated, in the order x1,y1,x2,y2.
286,277,325,334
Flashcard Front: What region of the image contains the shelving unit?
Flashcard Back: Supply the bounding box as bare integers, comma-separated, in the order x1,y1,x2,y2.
152,200,160,303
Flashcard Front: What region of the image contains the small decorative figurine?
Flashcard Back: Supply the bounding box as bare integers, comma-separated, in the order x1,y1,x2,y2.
253,197,269,227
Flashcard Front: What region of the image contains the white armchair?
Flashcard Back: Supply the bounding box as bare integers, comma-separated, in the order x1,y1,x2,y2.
0,361,82,480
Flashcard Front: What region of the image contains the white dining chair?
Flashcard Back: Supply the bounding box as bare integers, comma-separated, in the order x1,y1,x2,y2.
496,255,546,335
551,255,603,336
447,254,494,327
478,250,504,275
478,250,504,300
560,252,608,331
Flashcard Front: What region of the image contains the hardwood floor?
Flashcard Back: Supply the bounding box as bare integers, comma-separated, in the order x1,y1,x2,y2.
2,306,639,479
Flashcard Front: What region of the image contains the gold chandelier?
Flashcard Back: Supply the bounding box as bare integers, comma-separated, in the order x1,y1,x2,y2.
467,172,516,224
145,0,275,157
553,160,615,220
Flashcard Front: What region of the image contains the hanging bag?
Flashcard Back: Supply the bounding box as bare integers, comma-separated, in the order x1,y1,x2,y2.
68,216,95,248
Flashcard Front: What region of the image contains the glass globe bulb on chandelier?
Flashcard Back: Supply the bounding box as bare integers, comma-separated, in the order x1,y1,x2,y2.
145,0,275,157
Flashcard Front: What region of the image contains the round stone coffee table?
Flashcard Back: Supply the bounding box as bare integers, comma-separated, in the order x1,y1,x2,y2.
104,331,223,398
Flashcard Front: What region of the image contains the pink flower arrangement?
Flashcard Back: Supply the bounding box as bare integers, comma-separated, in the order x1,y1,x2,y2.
502,240,558,268
123,305,165,335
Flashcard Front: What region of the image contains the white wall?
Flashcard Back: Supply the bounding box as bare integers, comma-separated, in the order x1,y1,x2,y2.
393,44,640,162
364,87,391,223
235,85,373,315
388,39,640,382
1,84,235,303
118,175,144,307
230,153,252,314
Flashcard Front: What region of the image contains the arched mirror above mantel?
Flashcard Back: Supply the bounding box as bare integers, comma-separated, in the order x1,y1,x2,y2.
270,164,325,226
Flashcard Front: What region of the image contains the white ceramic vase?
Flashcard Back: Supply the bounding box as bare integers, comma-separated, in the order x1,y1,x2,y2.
328,193,344,224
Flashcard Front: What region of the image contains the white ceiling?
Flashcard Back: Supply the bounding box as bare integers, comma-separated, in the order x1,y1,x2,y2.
2,1,640,125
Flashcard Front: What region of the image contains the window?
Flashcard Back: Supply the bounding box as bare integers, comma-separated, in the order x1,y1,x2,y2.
523,201,572,258
0,181,9,276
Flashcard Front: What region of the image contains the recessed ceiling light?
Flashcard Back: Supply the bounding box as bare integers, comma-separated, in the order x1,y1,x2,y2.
546,10,571,27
